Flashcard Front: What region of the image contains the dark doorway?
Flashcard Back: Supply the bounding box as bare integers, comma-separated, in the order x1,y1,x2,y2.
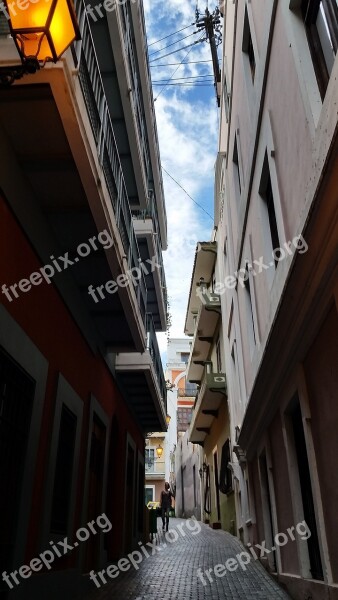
213,452,221,521
291,398,323,580
86,415,106,571
181,466,185,515
0,348,35,598
125,444,135,553
259,452,276,571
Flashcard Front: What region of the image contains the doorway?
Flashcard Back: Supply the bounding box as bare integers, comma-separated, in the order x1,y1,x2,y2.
0,348,35,597
291,399,323,580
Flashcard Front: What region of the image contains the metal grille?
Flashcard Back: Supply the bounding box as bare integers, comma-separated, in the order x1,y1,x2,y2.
0,14,10,37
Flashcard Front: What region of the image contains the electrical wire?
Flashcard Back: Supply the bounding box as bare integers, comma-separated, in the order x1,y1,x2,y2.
154,33,206,101
148,23,195,47
153,83,214,87
149,38,206,64
152,74,214,82
162,166,214,221
150,60,214,67
149,31,200,57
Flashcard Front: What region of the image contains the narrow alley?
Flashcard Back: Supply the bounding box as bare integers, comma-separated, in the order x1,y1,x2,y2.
83,519,290,600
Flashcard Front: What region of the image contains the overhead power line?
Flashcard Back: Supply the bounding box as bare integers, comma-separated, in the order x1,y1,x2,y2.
162,166,214,221
150,60,214,67
153,83,214,87
152,74,214,81
149,31,200,57
154,33,206,101
149,38,206,64
148,23,195,47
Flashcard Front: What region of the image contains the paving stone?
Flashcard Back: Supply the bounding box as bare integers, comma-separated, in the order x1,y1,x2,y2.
83,518,291,600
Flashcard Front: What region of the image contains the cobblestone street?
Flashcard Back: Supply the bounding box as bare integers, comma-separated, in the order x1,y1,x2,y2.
84,519,291,600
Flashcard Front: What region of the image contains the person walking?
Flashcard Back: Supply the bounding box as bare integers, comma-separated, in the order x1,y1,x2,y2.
160,482,172,532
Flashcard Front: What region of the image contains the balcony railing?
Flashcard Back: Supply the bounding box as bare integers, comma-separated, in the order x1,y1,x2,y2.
145,459,165,474
72,0,147,325
146,313,167,411
132,204,167,307
177,388,198,398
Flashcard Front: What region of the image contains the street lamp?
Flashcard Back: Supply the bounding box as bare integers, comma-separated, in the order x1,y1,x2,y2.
166,414,171,426
156,444,163,459
0,0,80,85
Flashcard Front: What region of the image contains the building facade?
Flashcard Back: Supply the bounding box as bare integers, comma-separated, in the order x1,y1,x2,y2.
0,1,167,598
212,1,338,599
185,246,237,533
166,338,202,520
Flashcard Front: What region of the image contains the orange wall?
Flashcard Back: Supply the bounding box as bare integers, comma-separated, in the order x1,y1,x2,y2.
0,194,144,563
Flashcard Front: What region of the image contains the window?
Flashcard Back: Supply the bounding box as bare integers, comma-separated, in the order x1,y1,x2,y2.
145,448,155,473
259,152,280,267
233,135,242,198
193,465,197,508
302,0,338,98
50,404,77,535
243,7,256,81
223,70,230,121
244,264,257,349
219,440,233,494
180,352,190,364
185,380,198,396
216,336,222,372
145,487,154,504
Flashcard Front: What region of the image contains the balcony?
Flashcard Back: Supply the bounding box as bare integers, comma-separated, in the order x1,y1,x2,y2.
187,290,221,384
0,1,151,353
145,460,165,479
132,205,167,331
189,369,227,446
185,242,218,335
115,315,167,432
177,388,198,398
184,241,220,384
84,0,167,250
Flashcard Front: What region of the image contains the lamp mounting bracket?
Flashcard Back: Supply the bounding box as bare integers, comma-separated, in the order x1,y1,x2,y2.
0,58,40,87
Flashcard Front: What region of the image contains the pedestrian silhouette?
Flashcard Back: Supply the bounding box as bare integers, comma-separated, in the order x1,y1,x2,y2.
160,482,172,532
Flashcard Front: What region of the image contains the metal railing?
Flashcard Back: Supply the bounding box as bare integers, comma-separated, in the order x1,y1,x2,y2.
177,388,198,398
132,204,167,311
146,313,167,411
73,0,147,325
0,14,9,36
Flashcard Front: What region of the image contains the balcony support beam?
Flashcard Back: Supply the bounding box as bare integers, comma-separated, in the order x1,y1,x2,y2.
202,409,219,418
197,427,211,435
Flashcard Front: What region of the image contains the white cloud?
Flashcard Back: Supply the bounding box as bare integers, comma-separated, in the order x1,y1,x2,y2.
143,2,220,355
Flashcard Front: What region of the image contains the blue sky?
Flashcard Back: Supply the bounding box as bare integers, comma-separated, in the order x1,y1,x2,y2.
143,0,222,354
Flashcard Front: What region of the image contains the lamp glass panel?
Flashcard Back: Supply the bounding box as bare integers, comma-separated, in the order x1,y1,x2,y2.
49,0,76,58
16,32,53,61
9,0,53,30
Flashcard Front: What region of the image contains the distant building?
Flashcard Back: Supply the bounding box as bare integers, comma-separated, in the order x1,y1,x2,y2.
167,339,201,520
185,245,236,533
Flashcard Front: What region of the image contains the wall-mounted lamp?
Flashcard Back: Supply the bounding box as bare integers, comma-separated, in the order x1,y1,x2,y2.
166,414,171,425
156,444,163,459
0,0,80,86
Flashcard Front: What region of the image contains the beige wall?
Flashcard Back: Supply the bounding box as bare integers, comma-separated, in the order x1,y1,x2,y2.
216,0,338,597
